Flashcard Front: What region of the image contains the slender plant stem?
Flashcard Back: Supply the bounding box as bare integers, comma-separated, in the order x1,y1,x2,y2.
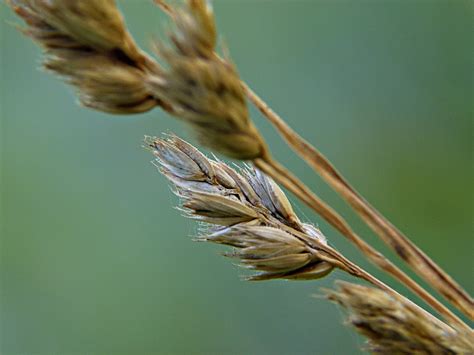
311,244,456,331
245,83,473,319
265,211,457,331
154,0,472,325
254,156,470,331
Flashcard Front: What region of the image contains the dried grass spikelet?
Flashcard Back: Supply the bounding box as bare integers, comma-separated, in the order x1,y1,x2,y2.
147,0,267,160
168,0,217,58
206,226,334,281
8,0,163,114
146,135,334,281
326,281,474,354
10,0,266,158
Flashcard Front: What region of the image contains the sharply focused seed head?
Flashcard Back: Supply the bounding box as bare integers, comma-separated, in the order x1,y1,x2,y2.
179,190,259,226
148,135,334,281
150,137,207,181
203,225,333,281
244,168,301,227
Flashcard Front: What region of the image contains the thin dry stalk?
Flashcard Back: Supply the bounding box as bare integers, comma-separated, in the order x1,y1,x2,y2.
245,83,474,320
326,281,474,354
253,157,469,331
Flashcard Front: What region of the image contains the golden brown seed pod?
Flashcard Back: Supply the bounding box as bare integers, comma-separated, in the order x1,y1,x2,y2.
147,53,267,160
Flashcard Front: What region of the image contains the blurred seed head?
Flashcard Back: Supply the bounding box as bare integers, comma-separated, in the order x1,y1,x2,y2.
16,0,140,55
44,53,158,114
147,0,267,160
10,0,267,159
9,0,163,114
326,282,474,354
170,0,217,58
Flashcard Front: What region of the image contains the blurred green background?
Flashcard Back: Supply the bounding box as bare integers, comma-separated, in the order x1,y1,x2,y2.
1,1,472,354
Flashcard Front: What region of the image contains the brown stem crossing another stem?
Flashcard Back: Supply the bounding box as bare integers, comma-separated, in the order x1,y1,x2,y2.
245,83,473,320
254,156,470,332
312,244,456,332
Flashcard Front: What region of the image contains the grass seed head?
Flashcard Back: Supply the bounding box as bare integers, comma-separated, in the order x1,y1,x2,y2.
9,0,162,114
326,282,474,354
147,135,334,281
204,225,333,281
147,0,267,160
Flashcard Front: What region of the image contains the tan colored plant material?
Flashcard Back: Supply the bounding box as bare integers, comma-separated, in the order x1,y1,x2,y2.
146,135,333,281
11,0,266,159
326,281,474,354
146,1,267,160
